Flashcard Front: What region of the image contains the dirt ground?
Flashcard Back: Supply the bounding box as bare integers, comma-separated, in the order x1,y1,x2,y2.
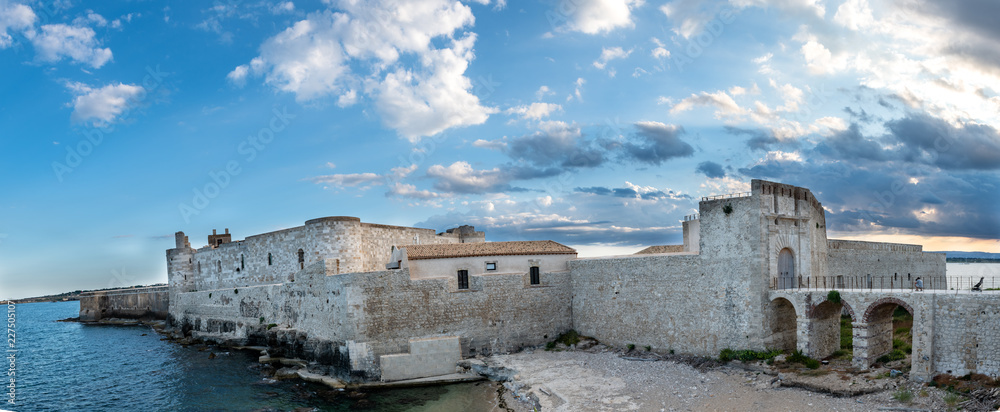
485,348,999,412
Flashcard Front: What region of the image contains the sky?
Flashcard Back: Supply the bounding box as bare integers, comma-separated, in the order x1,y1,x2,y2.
1,0,998,299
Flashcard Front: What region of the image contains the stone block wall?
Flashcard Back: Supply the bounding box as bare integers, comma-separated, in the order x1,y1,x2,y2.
79,286,169,321
570,254,731,355
931,293,1000,378
379,336,461,381
827,240,946,290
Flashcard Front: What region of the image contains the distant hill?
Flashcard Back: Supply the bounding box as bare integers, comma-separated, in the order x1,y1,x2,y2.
5,283,167,304
931,251,1000,263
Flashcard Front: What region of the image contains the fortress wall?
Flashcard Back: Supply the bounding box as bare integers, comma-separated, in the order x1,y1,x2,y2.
827,240,946,289
79,286,169,321
342,268,573,377
570,254,715,354
931,293,1000,378
189,225,313,291
699,194,771,351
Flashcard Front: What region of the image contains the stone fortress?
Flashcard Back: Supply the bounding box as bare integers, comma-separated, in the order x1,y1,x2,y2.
101,179,997,383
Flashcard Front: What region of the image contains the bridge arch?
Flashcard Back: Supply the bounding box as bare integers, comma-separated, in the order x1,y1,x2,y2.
766,297,798,352
858,296,915,369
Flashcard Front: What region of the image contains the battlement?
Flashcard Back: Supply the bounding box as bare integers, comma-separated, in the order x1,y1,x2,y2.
828,239,923,253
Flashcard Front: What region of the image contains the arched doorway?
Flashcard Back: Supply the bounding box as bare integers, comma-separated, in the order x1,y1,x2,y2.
767,298,797,352
778,248,795,289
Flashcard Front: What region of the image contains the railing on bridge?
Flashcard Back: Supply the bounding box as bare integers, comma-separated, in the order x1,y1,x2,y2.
701,192,751,202
770,276,1000,293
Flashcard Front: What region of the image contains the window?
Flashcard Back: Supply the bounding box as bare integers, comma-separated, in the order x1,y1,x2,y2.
268,253,273,266
298,249,305,270
241,254,245,270
530,266,540,285
485,262,496,271
197,262,201,274
217,260,222,273
457,270,469,290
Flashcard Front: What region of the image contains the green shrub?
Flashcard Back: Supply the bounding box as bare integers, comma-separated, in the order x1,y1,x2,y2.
627,344,635,351
877,349,906,363
722,204,734,214
266,323,277,330
719,348,782,362
644,345,651,351
259,316,265,324
545,341,556,351
804,358,821,369
827,290,841,304
554,330,580,346
893,389,914,403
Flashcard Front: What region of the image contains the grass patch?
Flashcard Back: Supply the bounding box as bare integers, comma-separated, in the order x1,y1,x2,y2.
787,350,821,369
719,348,782,362
893,389,914,403
943,392,962,406
840,316,853,349
266,323,277,330
877,349,907,363
831,349,851,359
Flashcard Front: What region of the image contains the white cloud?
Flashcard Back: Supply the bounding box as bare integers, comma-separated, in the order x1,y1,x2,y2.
67,82,145,125
568,77,585,102
426,161,508,193
833,0,874,31
561,0,642,34
309,172,383,187
506,102,562,120
270,1,295,14
768,79,804,112
651,47,669,59
535,85,553,100
388,182,443,199
473,138,507,150
0,1,35,48
29,24,113,68
227,64,249,87
670,90,746,120
235,0,496,140
592,46,631,70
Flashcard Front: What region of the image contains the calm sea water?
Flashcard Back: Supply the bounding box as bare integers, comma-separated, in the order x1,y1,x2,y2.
946,262,1000,289
6,301,503,412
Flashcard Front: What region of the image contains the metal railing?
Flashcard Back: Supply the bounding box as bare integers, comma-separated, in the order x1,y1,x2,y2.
770,276,1000,293
701,192,751,201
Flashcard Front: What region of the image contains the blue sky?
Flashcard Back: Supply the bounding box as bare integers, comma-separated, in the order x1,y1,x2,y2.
1,0,998,299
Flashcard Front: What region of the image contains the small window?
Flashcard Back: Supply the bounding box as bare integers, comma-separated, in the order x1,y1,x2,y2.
485,262,497,271
217,260,222,273
530,266,540,285
457,270,469,290
268,253,273,266
241,254,245,270
298,249,305,270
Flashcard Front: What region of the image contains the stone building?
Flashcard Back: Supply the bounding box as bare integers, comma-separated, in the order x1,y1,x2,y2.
162,179,998,383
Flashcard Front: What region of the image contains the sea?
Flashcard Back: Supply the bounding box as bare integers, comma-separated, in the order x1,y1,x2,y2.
4,301,506,412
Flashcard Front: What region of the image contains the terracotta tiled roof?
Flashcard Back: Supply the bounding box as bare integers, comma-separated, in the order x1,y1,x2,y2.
635,245,684,254
401,241,576,260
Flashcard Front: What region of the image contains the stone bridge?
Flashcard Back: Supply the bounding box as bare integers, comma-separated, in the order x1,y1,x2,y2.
769,289,1000,382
